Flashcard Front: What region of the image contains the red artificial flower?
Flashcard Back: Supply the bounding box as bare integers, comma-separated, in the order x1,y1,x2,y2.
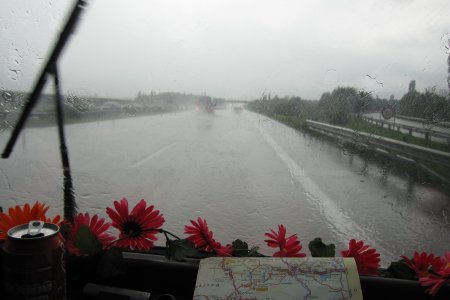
106,198,165,250
419,252,450,297
419,274,449,297
0,202,61,240
341,239,380,276
264,224,306,257
401,252,444,278
64,213,115,255
441,252,450,271
184,217,232,256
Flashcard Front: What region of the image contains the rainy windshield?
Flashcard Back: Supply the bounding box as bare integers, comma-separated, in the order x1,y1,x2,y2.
1,0,449,265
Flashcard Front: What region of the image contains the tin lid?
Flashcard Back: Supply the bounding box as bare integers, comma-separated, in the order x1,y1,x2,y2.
7,221,59,240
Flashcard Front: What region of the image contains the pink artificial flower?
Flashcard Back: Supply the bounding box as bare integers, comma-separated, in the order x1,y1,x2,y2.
64,212,115,255
341,239,380,276
419,252,450,297
184,217,232,256
106,198,165,250
401,251,444,278
264,224,306,257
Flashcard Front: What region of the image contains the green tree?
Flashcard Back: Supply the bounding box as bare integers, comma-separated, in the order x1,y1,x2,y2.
447,54,450,96
398,80,421,117
408,80,416,93
421,87,449,123
318,87,359,125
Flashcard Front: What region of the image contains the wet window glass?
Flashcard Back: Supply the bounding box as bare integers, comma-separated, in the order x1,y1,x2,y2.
1,0,449,265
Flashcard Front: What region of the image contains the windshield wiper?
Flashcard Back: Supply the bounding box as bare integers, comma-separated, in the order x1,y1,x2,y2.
1,0,88,223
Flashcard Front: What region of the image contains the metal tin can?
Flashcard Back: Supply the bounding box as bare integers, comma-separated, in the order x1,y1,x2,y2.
2,221,66,300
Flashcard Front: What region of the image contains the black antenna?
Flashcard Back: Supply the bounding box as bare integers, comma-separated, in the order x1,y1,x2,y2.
52,64,77,223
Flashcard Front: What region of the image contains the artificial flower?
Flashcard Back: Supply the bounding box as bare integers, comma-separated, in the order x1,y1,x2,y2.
441,252,450,272
341,239,380,276
0,201,61,240
64,212,115,255
419,274,449,297
106,198,164,250
419,252,450,297
401,252,444,278
264,224,306,257
184,217,232,256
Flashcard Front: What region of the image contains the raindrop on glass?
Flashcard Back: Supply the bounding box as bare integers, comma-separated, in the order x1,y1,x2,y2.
15,48,23,58
440,33,450,54
8,68,19,80
126,104,137,117
2,91,13,103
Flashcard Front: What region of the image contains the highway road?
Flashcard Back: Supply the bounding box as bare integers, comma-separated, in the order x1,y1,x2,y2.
1,109,449,263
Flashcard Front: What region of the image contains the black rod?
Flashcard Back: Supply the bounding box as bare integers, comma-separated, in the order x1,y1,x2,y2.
2,0,87,159
53,65,77,223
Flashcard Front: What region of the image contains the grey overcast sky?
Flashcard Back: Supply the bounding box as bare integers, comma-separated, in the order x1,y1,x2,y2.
1,0,449,100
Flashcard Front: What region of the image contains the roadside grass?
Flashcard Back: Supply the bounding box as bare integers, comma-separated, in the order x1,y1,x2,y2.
271,115,306,131
347,117,450,153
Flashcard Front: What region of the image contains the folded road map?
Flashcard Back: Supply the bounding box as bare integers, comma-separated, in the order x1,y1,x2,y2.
193,257,363,300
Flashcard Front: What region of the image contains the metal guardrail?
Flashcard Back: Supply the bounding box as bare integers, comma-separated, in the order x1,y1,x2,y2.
395,114,450,128
305,120,450,170
361,116,450,143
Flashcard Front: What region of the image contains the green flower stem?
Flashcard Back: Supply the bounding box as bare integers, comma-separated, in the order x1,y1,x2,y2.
163,231,170,244
159,229,181,241
104,236,128,250
199,232,218,255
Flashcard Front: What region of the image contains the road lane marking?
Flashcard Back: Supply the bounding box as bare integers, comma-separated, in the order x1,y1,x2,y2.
257,121,393,261
132,142,177,167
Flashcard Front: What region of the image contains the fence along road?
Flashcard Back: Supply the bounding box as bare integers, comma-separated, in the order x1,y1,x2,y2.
306,120,450,183
361,114,450,144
